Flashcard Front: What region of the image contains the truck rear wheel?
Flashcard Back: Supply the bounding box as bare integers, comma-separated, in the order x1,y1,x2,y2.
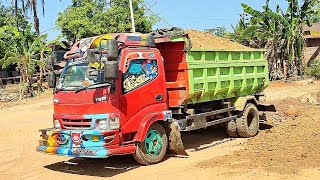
236,103,259,138
226,119,239,137
133,123,168,165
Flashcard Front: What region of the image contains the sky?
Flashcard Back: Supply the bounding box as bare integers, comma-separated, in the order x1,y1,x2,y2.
2,0,288,40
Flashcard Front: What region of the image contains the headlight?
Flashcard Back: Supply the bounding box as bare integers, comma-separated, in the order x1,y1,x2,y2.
109,114,120,130
53,119,61,129
96,114,120,130
97,119,108,130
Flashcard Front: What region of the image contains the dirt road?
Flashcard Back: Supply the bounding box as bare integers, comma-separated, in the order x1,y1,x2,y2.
1,80,320,180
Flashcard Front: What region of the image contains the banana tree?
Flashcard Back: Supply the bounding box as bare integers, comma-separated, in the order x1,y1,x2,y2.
234,0,318,80
0,25,58,98
239,2,289,79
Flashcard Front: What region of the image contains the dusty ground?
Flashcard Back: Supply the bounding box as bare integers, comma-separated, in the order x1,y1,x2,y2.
0,80,320,180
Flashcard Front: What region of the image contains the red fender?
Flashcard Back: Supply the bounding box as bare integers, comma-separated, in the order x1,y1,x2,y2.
134,111,169,142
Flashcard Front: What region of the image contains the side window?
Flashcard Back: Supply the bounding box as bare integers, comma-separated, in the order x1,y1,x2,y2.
123,59,158,93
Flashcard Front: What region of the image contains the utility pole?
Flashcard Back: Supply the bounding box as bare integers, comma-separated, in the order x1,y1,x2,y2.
129,0,136,33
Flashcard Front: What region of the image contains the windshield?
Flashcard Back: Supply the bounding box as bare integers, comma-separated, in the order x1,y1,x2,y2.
58,59,105,90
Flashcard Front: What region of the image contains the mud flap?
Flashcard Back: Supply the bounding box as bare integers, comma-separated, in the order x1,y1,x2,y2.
165,120,189,157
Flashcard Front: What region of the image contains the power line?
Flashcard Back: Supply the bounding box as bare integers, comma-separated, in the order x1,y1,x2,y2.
40,26,59,34
136,0,174,27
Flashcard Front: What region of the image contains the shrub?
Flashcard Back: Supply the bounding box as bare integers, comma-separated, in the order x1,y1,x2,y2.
305,59,320,79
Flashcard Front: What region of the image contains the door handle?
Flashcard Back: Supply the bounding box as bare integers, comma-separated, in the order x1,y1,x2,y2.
155,94,163,101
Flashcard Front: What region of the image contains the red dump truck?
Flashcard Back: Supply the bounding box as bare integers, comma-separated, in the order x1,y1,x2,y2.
37,32,275,165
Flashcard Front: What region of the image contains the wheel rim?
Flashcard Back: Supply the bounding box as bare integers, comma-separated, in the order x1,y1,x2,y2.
144,129,163,156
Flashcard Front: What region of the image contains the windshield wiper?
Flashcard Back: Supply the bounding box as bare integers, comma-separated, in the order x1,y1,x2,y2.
54,86,67,93
75,82,111,93
55,85,83,93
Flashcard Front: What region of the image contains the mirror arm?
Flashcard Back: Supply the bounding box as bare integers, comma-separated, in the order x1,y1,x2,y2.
110,81,116,93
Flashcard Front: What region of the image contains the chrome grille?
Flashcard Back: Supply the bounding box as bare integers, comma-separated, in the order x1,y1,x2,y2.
62,118,92,129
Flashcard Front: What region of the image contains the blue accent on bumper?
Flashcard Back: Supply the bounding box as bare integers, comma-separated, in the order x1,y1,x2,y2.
37,145,109,158
37,128,118,158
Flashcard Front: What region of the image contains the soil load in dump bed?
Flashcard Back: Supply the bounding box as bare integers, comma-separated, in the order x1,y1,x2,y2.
185,29,253,50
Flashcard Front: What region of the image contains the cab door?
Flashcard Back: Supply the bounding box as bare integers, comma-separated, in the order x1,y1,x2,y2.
118,48,167,133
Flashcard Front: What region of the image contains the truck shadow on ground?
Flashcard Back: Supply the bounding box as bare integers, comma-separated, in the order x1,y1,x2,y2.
44,125,273,177
44,155,140,178
181,126,232,151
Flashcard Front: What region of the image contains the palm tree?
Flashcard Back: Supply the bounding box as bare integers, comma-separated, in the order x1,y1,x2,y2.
11,0,45,36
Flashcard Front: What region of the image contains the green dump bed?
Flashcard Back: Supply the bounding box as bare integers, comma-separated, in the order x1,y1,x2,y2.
155,36,269,107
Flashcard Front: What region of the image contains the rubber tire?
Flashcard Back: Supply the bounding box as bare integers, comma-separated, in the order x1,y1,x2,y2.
48,73,56,88
236,103,259,138
226,119,239,138
133,123,168,165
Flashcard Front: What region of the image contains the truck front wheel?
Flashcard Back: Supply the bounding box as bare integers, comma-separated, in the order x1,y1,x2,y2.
133,122,168,165
236,103,259,138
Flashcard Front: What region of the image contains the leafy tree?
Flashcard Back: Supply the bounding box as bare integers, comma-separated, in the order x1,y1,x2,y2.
231,0,318,80
0,4,29,59
56,0,156,42
205,27,228,37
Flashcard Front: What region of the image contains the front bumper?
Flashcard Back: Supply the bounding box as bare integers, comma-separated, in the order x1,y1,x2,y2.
37,145,109,157
36,128,136,158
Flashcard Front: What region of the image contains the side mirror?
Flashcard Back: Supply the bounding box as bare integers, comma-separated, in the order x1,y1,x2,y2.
46,56,53,71
107,39,119,60
104,61,119,80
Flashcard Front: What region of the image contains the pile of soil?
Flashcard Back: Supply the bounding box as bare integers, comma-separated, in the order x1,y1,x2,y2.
196,92,320,174
185,29,253,50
